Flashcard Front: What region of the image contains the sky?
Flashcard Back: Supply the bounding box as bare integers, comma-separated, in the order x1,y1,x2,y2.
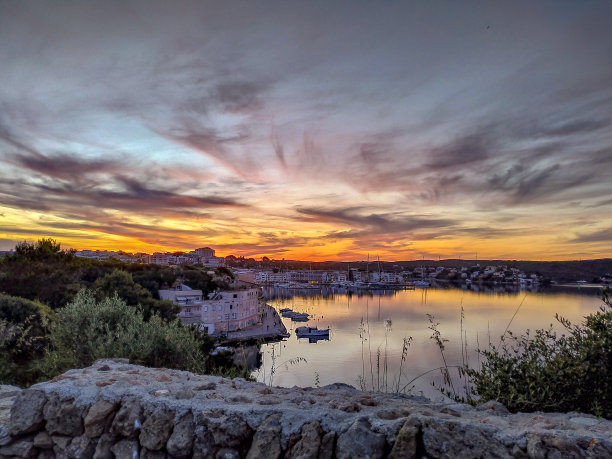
1,1,611,261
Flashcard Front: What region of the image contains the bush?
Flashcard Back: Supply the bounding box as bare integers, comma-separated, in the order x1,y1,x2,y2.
39,289,208,378
0,294,54,385
467,288,612,418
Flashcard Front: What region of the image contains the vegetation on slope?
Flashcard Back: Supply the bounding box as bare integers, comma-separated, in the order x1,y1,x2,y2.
0,238,249,386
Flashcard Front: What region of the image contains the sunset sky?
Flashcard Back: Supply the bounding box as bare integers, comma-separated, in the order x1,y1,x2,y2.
1,1,611,261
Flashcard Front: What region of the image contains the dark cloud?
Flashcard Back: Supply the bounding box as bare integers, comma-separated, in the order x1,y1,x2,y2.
426,133,491,170
211,80,270,113
9,151,119,181
0,174,245,217
296,206,457,235
538,119,609,138
571,228,612,244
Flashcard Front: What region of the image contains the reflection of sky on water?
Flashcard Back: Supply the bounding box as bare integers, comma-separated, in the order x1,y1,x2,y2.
254,287,604,399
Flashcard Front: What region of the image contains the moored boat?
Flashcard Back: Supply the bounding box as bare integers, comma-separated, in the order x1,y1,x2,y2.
295,326,330,337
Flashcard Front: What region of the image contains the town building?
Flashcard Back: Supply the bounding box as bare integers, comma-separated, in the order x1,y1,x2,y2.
159,284,261,335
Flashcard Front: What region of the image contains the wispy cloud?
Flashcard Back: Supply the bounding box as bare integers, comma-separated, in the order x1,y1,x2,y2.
1,1,612,259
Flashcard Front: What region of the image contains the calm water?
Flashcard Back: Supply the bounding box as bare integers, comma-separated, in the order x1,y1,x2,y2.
252,286,604,399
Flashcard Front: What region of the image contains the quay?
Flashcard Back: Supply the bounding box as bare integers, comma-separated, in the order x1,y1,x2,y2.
222,304,289,344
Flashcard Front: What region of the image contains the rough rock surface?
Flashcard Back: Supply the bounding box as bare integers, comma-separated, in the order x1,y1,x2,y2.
0,359,611,458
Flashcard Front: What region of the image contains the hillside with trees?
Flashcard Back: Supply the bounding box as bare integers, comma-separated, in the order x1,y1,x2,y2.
0,239,244,386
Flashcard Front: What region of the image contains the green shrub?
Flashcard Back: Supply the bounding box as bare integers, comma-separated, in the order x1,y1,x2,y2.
467,288,612,418
0,295,54,385
39,289,207,378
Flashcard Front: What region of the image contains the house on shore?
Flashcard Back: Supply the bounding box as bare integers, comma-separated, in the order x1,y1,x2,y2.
159,284,261,335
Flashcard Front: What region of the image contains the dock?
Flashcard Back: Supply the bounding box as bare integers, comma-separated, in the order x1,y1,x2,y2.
222,304,289,344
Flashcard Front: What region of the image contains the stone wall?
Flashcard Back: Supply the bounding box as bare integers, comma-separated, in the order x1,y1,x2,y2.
1,359,611,458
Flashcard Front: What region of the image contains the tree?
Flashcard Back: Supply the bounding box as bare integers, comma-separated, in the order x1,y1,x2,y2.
93,270,178,320
0,294,55,385
13,238,74,261
0,239,82,308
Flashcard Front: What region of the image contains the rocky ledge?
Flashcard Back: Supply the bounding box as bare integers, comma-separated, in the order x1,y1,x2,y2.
1,360,611,458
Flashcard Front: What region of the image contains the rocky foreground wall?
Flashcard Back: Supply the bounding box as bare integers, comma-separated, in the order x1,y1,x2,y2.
1,359,611,458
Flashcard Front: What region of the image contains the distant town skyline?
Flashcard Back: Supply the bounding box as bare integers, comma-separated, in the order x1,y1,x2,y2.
1,1,611,261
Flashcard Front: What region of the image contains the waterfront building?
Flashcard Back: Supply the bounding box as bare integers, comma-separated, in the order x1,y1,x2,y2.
159,284,261,335
199,288,260,334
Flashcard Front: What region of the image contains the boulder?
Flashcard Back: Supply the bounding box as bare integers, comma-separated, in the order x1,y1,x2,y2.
43,394,85,436
141,447,167,458
246,413,282,459
318,431,335,459
388,416,420,459
32,431,53,450
84,399,118,438
209,413,253,456
139,404,174,450
8,390,47,436
166,411,194,457
65,434,97,458
111,439,140,459
92,433,115,459
0,436,35,458
110,397,143,437
286,421,323,459
336,417,386,459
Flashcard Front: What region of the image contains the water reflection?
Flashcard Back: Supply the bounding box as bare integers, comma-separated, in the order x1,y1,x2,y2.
253,286,604,399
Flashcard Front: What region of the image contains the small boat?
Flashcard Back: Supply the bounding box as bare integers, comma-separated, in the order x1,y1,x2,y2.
281,310,310,321
290,313,310,322
295,326,330,337
414,280,430,288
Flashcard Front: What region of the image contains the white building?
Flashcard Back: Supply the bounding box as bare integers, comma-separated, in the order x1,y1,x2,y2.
160,284,260,335
198,288,260,334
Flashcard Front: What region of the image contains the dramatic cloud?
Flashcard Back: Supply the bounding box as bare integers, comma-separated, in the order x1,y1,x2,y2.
1,1,611,259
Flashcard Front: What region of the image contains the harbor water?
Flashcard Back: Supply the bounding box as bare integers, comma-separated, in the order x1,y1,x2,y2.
253,285,605,400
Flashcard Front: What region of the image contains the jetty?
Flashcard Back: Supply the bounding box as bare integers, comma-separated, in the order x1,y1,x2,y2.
222,304,289,344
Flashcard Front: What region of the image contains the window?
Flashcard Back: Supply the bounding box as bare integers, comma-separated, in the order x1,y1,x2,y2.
225,314,230,320
232,313,237,319
217,315,222,321
230,304,233,310
233,293,237,298
204,306,208,312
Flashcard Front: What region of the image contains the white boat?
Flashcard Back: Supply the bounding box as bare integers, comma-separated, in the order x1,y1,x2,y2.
290,313,310,322
295,326,329,337
281,309,310,321
414,280,430,288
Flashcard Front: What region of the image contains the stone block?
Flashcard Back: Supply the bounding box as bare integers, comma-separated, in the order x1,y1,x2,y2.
139,404,174,450
8,390,47,436
246,413,282,459
43,394,85,436
336,417,386,459
84,399,118,438
110,397,143,437
166,411,194,457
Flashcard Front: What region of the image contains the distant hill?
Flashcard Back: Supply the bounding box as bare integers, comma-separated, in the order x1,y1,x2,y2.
393,259,612,283
228,258,612,283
